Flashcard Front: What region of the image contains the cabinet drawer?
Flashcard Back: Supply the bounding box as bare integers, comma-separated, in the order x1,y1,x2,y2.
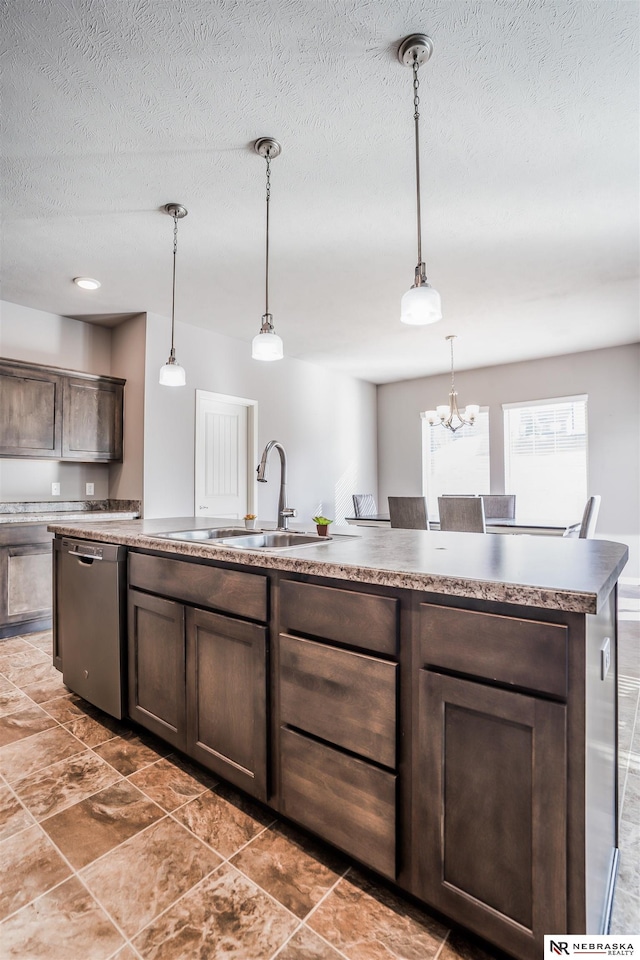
280,579,398,655
419,603,567,698
280,727,396,879
129,552,268,622
279,634,397,768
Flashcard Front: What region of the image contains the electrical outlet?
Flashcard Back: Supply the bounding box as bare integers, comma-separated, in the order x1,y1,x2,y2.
85,483,95,496
601,637,611,681
51,482,61,496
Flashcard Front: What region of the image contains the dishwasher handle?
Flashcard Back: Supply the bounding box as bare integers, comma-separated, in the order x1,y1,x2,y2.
66,541,105,561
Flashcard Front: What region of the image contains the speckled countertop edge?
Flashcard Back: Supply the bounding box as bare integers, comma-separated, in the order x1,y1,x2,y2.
46,519,629,614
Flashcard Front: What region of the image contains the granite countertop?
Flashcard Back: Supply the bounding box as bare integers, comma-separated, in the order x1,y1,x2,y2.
1,499,140,524
46,516,628,615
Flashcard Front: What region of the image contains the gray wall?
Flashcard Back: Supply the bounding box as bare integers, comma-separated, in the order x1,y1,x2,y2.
143,313,378,526
377,343,640,579
0,300,113,501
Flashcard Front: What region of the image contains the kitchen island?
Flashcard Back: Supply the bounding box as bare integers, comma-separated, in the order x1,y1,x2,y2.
49,517,628,960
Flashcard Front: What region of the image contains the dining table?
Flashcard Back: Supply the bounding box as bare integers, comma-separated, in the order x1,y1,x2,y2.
344,515,581,536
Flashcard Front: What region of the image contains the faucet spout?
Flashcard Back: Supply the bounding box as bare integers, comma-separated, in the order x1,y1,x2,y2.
256,440,296,531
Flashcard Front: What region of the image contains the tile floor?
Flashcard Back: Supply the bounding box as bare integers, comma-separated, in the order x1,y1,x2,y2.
0,585,637,960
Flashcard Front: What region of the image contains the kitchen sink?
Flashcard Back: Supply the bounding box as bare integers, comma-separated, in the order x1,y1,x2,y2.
152,527,255,542
216,532,329,549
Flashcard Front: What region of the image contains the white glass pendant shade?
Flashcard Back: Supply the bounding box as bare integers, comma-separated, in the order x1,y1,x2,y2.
159,358,186,386
424,410,438,424
464,404,480,420
252,328,284,361
400,283,442,326
436,404,450,420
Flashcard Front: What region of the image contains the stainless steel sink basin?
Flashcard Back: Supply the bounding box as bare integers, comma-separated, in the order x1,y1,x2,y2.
152,527,253,542
216,532,328,549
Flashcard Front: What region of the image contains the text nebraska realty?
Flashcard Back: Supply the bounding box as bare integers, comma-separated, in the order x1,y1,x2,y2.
550,944,634,956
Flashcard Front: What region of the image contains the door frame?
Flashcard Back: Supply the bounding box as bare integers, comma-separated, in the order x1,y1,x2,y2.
194,390,259,518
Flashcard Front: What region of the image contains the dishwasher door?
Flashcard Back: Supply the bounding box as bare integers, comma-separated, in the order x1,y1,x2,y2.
54,536,127,719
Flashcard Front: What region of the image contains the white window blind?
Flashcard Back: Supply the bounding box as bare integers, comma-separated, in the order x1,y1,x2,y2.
503,396,588,523
421,411,490,520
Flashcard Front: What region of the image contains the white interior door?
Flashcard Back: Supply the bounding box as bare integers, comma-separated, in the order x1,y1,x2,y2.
195,392,258,519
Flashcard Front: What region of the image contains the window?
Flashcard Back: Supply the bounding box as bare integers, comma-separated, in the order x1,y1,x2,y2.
503,396,587,523
421,410,490,520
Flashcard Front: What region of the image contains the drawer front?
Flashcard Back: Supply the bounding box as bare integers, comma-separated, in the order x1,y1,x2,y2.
279,634,397,768
280,727,396,879
129,551,267,622
280,579,398,655
419,603,568,698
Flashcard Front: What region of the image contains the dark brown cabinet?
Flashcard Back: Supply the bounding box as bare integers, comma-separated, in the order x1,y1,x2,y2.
0,358,124,462
0,362,62,458
413,598,570,960
0,523,53,638
187,606,267,799
275,577,400,879
62,376,123,461
128,589,187,750
127,551,269,798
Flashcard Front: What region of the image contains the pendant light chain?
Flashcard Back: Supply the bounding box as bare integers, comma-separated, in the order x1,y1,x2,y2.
170,211,179,355
413,57,423,270
264,151,271,318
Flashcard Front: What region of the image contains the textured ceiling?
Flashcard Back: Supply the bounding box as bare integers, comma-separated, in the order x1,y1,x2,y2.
1,0,638,383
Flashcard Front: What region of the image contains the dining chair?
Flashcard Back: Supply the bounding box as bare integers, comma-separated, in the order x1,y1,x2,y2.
438,496,486,533
388,496,430,530
481,494,516,520
352,493,377,518
578,495,601,538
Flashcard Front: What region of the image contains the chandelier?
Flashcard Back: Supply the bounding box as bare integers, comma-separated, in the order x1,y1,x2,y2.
424,336,479,432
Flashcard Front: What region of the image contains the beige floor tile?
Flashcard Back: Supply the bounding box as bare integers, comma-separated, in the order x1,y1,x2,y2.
0,724,85,783
0,637,35,657
39,692,91,722
0,782,35,841
93,732,166,776
0,875,125,959
63,712,123,747
0,676,33,717
111,946,140,960
42,779,165,870
172,781,273,858
13,750,121,821
24,630,54,653
80,816,222,938
0,645,50,677
231,821,345,918
8,658,63,689
0,701,57,747
0,823,71,920
275,925,347,959
128,754,217,811
20,673,70,703
132,863,298,960
308,870,448,960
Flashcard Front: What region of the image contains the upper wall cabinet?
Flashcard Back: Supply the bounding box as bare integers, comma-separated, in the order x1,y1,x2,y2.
0,358,124,463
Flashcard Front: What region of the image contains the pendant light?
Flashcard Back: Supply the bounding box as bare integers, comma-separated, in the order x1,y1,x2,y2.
398,34,442,326
252,138,284,361
159,203,187,386
424,336,479,432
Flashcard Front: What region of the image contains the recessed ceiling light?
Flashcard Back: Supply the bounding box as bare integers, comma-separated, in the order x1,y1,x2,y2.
73,277,101,290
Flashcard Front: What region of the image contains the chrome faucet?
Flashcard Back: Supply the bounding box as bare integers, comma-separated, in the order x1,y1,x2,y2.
256,440,297,531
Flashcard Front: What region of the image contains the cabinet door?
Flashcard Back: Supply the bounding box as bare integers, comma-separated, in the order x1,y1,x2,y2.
128,589,186,750
62,377,123,461
186,606,267,800
414,671,566,960
0,542,53,630
0,363,62,458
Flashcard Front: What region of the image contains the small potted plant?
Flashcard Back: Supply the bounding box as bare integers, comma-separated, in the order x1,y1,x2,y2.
244,513,258,530
312,515,332,537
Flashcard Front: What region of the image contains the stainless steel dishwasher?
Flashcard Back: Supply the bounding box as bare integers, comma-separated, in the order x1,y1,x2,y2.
53,536,127,719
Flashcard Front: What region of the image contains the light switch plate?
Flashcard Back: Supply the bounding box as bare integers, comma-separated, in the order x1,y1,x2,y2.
51,482,60,496
85,482,95,495
601,637,611,681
